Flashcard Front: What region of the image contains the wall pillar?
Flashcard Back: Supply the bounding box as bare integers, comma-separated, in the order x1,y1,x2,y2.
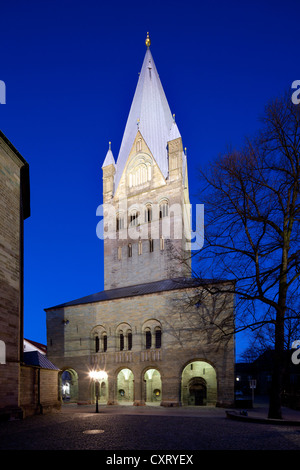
107,372,117,405
133,372,145,406
160,375,181,407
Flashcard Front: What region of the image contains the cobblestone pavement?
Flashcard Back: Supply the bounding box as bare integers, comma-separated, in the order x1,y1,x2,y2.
1,403,300,454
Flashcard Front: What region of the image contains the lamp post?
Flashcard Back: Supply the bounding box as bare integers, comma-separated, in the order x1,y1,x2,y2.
89,370,108,413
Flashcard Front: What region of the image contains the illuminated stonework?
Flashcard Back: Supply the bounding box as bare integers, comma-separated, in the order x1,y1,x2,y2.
46,37,235,408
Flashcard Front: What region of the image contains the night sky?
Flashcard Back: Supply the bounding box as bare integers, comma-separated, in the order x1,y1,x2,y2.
0,0,299,359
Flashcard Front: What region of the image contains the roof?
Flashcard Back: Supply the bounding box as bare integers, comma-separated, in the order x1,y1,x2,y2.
23,351,60,370
113,47,179,191
102,142,115,168
24,338,47,354
45,276,229,310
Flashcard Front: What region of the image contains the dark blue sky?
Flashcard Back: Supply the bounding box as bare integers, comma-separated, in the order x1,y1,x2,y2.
0,0,299,359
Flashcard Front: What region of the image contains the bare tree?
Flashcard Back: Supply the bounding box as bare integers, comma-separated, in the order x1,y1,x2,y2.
190,92,300,419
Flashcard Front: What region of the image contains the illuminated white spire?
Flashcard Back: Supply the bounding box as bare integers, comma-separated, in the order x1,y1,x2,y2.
114,37,180,191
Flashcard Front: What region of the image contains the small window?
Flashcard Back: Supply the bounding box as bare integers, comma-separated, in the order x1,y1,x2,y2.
120,333,124,351
159,201,169,219
128,243,132,257
136,139,142,152
116,215,124,231
129,211,138,227
103,334,107,352
145,205,152,222
138,239,142,255
128,331,132,351
155,328,162,349
118,246,122,260
145,330,152,349
149,238,154,253
95,336,100,353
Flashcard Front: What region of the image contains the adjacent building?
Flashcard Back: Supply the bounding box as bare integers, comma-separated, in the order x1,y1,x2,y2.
0,130,30,418
0,130,60,419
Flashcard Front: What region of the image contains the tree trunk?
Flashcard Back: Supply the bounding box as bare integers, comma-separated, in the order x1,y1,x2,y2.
268,303,286,419
268,348,284,419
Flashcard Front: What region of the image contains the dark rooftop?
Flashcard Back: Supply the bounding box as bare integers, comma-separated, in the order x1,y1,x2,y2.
23,351,59,370
45,276,230,310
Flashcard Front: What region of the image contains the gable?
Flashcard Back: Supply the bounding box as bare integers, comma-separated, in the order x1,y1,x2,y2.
114,131,166,199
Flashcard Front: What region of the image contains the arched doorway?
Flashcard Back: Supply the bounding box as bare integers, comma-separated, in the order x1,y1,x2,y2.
188,377,207,406
144,368,162,405
60,369,78,403
117,368,134,404
90,370,108,404
181,361,217,406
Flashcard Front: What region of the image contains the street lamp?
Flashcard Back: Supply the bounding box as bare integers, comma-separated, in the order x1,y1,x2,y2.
89,370,108,413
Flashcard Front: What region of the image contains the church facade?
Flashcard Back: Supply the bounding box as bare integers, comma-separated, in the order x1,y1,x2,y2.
46,35,235,407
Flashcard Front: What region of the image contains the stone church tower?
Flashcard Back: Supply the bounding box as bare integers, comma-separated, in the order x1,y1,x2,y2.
102,34,191,290
46,34,235,408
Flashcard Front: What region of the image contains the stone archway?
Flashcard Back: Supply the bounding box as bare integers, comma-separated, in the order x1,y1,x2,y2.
144,368,162,405
60,368,78,403
116,368,134,404
89,370,108,404
181,361,217,406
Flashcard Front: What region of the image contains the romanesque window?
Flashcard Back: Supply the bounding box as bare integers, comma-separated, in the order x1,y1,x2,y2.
127,154,152,188
142,320,162,350
120,332,124,351
127,331,132,350
116,323,132,351
149,238,154,253
145,329,152,349
129,164,150,187
138,239,142,255
128,243,132,257
145,204,152,222
155,328,162,349
136,139,142,152
92,326,107,353
116,214,124,231
103,334,107,352
129,210,138,227
159,201,169,219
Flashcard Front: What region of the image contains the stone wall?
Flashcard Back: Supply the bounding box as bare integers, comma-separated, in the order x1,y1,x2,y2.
20,365,61,417
46,284,235,407
0,138,23,417
102,132,191,290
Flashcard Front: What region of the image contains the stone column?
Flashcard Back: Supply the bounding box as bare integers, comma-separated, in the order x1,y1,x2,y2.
107,371,117,405
133,369,145,406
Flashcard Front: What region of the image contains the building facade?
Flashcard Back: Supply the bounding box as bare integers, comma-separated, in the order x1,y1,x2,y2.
0,130,30,418
46,35,235,407
0,130,61,419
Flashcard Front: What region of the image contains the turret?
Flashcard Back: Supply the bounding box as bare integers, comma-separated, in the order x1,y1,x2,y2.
102,142,116,203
